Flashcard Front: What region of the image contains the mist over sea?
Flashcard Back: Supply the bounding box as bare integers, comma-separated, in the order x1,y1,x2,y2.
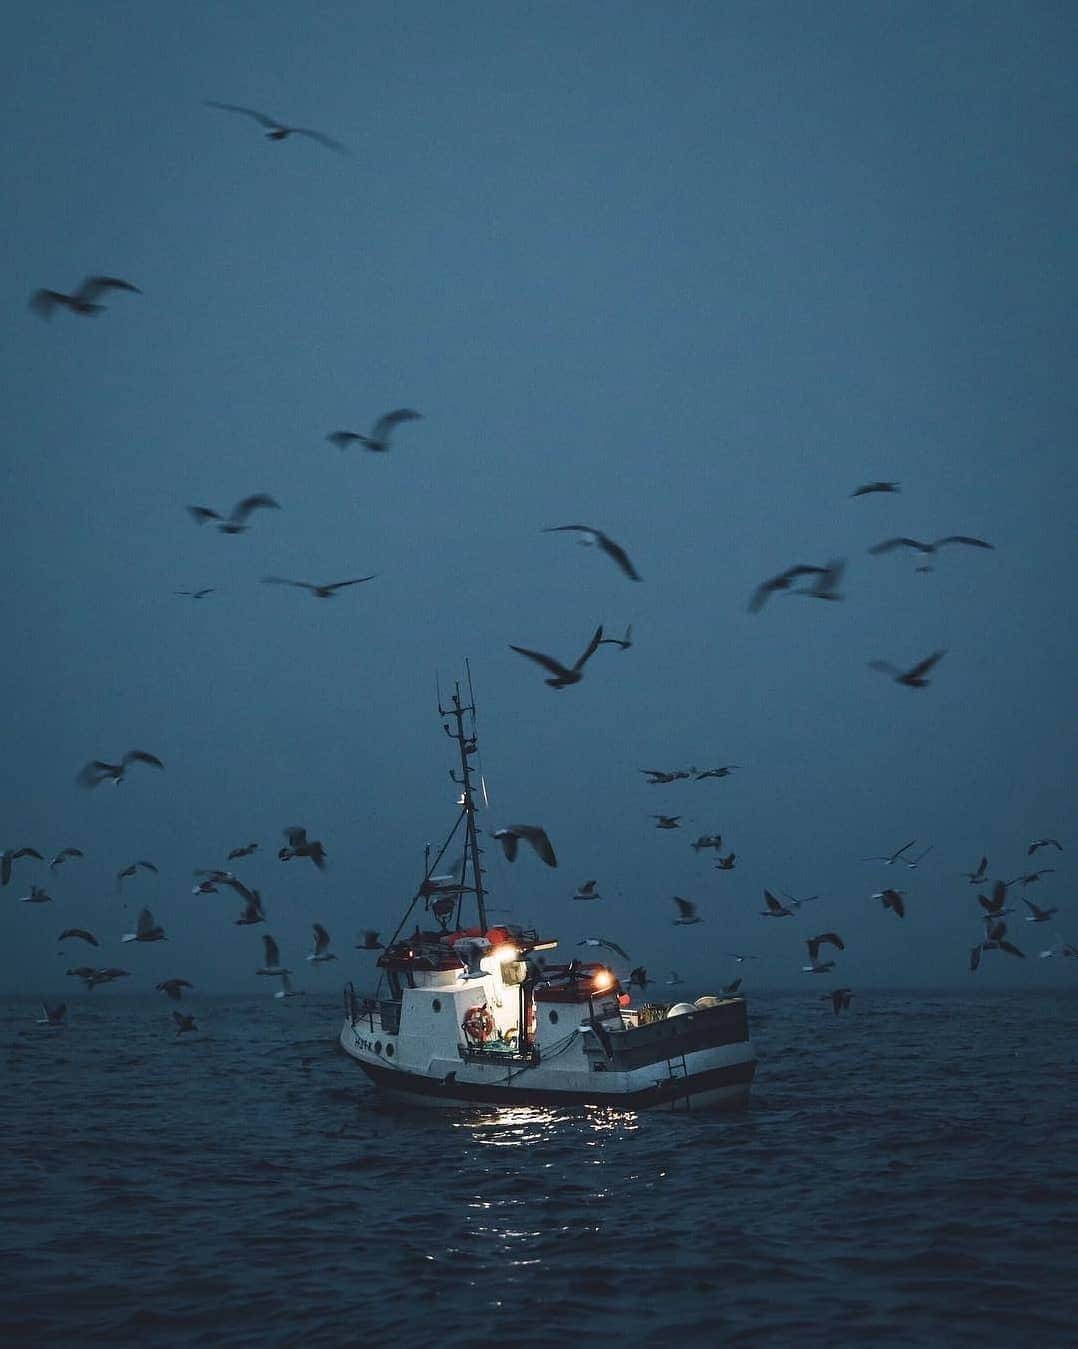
4,988,1075,1347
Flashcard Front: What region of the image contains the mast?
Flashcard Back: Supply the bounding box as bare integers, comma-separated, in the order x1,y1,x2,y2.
441,680,489,931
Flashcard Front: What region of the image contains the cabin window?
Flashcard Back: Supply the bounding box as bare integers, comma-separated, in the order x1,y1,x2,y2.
548,1010,559,1025
385,1042,395,1058
431,999,442,1012
374,1040,382,1055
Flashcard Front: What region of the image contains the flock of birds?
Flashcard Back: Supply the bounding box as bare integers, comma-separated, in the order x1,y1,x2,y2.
12,99,1071,1040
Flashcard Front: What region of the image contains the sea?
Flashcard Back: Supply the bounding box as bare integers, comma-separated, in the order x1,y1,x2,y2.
2,988,1076,1348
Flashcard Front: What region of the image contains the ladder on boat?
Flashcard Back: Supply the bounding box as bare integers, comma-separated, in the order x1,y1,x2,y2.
666,1053,690,1111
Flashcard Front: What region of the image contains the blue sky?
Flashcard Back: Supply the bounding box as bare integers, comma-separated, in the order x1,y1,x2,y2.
2,1,1076,993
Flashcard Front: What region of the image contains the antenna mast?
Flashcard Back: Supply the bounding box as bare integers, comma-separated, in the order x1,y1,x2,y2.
440,678,488,932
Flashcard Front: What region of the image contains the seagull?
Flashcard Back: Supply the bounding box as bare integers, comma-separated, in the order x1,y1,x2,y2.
780,891,819,909
640,769,687,784
807,933,845,962
257,935,290,976
978,920,1025,961
121,907,167,943
65,965,97,987
694,766,739,780
274,971,303,1000
30,275,140,319
327,409,422,452
278,826,327,870
308,923,337,964
851,482,900,498
721,978,743,996
491,824,557,867
868,651,946,688
725,952,761,963
577,937,630,960
175,588,215,599
509,625,604,689
36,1002,67,1028
1,847,43,886
652,816,681,830
964,856,989,885
714,852,737,871
58,928,98,947
691,834,723,852
672,897,702,925
905,845,934,870
761,890,794,918
978,882,1012,920
748,564,827,613
187,495,280,534
227,842,259,861
76,750,163,788
117,860,158,888
666,971,685,986
541,525,642,582
76,967,130,989
572,880,601,900
790,557,845,603
203,101,348,152
355,930,384,950
19,886,53,904
862,839,917,865
824,988,853,1014
1006,869,1055,887
261,575,376,598
1028,838,1063,856
153,979,193,1001
191,878,221,895
628,966,649,991
1023,899,1059,924
1039,937,1078,960
803,959,836,974
598,625,633,650
234,890,266,926
172,1011,198,1036
869,535,993,557
872,889,906,918
49,847,84,870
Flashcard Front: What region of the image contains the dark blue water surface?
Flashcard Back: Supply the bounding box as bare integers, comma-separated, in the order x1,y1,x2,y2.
2,989,1076,1347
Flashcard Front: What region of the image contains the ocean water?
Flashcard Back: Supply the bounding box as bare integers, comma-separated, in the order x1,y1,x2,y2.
2,989,1075,1347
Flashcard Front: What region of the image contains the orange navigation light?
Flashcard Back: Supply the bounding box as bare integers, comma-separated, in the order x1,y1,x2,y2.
592,969,615,992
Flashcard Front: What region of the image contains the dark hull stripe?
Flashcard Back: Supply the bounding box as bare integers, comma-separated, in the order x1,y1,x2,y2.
343,1051,756,1109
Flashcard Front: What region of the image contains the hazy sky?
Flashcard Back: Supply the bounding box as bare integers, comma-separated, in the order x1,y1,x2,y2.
2,1,1076,995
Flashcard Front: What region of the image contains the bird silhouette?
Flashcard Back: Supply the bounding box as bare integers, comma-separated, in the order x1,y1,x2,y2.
204,101,348,153
31,275,140,319
262,575,376,598
869,535,993,556
77,750,163,788
509,625,604,689
748,564,827,613
1,847,43,886
187,495,280,534
851,482,899,498
541,525,642,581
327,409,422,452
868,651,946,688
491,825,557,867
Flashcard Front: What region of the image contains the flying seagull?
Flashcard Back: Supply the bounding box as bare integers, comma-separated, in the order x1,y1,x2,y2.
868,650,946,688
761,890,794,918
628,966,649,991
1023,899,1059,924
714,852,737,871
964,855,989,885
58,928,98,947
204,101,348,153
694,766,739,780
327,409,422,453
117,860,158,888
726,952,762,963
77,750,163,788
572,880,601,901
666,971,685,986
234,889,266,926
279,826,327,869
640,769,690,784
780,891,819,909
156,979,193,1001
598,625,633,651
807,933,845,962
851,482,899,498
672,897,702,925
49,847,84,870
273,971,303,1000
509,624,604,689
790,558,845,603
691,834,723,852
748,564,827,613
905,845,934,870
187,495,280,534
541,525,642,581
978,882,1011,920
175,588,215,599
652,815,681,830
1027,838,1063,856
121,907,167,943
257,934,289,976
19,886,53,904
1,847,43,886
491,824,557,867
261,575,376,598
873,888,907,918
577,937,630,960
824,988,853,1014
1006,869,1055,887
355,930,384,950
227,842,259,861
869,535,993,557
721,978,744,996
30,275,140,319
172,1011,198,1036
308,923,337,964
36,1002,67,1028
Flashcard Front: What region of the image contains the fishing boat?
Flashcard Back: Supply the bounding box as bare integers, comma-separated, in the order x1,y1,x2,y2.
339,678,757,1110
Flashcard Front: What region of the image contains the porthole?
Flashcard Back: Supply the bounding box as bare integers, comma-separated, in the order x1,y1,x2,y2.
385,1042,395,1058
549,1010,559,1025
432,998,442,1012
374,1040,382,1054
